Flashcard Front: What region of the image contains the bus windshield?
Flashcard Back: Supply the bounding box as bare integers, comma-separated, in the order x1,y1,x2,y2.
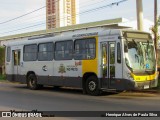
124,38,156,73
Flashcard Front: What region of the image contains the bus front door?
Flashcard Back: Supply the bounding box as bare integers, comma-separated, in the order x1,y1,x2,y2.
12,50,21,82
101,42,117,90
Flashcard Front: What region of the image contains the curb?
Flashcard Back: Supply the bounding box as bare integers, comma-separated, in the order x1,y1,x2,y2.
117,92,158,97
111,90,160,98
131,89,160,94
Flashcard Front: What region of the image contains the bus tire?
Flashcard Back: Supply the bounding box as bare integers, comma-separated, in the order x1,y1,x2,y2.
27,74,39,90
116,90,124,93
53,86,60,90
85,76,100,96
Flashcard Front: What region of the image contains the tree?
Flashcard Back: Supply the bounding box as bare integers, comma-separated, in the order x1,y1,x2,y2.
151,16,160,55
0,46,5,75
150,16,160,69
158,16,160,25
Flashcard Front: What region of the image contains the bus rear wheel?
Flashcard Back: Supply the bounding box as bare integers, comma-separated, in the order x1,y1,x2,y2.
85,76,101,96
27,74,39,90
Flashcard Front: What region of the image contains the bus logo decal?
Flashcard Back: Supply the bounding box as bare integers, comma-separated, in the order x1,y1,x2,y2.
58,64,66,73
66,65,78,71
42,65,47,71
75,61,82,66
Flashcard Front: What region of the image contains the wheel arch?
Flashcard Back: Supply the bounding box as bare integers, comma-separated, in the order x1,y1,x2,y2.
26,71,36,81
82,72,98,93
26,71,41,90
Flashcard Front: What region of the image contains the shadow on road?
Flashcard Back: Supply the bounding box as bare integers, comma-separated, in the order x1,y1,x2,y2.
12,84,119,96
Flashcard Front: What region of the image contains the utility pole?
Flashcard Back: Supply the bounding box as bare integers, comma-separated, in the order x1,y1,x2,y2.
136,0,144,31
154,0,158,25
154,0,158,55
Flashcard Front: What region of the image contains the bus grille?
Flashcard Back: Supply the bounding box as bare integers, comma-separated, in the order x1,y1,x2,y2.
136,80,155,89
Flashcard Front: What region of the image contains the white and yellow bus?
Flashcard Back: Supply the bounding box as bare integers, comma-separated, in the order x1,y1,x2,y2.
3,23,159,95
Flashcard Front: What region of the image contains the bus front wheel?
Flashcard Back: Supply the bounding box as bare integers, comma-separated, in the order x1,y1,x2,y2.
85,76,101,96
27,74,39,90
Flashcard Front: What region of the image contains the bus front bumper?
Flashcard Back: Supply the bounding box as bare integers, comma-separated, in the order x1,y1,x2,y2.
135,79,158,89
100,78,158,91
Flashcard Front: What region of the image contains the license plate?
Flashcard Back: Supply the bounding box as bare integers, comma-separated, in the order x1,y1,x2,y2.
144,85,149,89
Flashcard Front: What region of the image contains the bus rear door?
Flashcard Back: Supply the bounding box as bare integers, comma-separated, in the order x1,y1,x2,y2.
12,48,22,82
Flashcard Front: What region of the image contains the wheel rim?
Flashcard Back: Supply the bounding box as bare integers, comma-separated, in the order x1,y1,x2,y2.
29,77,35,87
88,81,96,91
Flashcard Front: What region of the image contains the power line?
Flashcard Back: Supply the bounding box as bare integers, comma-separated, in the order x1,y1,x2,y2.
0,22,45,35
0,0,125,26
0,0,62,25
80,0,109,9
0,14,46,31
0,6,46,25
0,0,128,36
80,0,128,15
0,0,123,26
0,0,106,27
55,0,128,24
46,0,128,23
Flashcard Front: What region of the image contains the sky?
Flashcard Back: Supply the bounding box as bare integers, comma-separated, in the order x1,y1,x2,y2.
0,0,159,37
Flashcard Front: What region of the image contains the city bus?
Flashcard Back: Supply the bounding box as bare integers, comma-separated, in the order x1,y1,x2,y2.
4,26,158,95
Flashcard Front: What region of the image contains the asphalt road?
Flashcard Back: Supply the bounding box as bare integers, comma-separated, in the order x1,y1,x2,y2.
0,82,160,120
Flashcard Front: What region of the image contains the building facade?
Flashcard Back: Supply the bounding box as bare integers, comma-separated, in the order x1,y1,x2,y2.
46,0,79,29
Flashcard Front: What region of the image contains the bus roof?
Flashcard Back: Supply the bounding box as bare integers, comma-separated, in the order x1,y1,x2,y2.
0,18,131,41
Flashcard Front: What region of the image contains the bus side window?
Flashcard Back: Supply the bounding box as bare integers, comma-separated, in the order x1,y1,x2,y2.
117,42,121,63
74,40,85,60
38,42,54,61
55,40,73,60
74,38,96,60
23,44,37,61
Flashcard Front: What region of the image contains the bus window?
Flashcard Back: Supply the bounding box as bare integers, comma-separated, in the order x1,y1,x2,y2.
117,42,121,63
74,38,96,60
13,51,20,66
6,47,11,62
109,43,115,77
38,42,54,61
55,40,73,60
110,43,115,64
23,44,37,61
102,44,107,77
